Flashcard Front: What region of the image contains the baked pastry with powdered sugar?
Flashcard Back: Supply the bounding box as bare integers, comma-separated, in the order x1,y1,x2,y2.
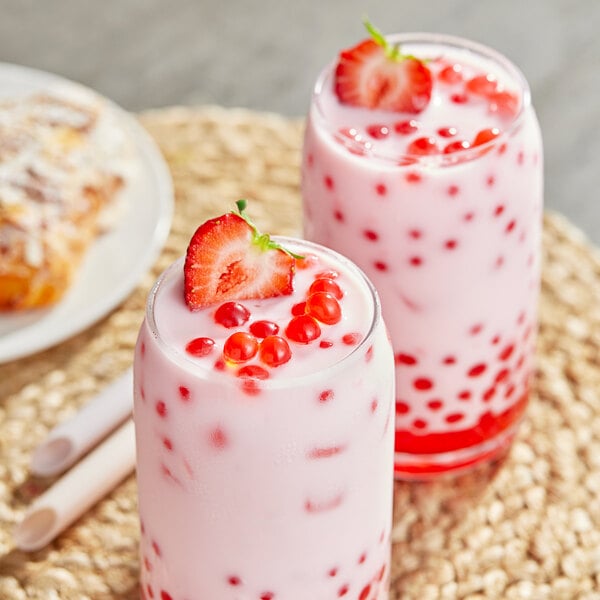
0,91,135,310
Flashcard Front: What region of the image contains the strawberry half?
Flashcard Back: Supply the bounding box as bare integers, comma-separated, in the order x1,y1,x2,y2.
334,21,433,114
184,200,296,310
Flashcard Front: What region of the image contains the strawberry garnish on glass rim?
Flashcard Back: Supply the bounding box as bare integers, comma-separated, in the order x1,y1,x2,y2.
334,19,433,114
184,200,300,310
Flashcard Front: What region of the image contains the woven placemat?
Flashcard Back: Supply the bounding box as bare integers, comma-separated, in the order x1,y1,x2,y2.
0,106,599,600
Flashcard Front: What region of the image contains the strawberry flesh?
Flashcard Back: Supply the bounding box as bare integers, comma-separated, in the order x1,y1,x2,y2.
184,213,294,310
334,39,433,113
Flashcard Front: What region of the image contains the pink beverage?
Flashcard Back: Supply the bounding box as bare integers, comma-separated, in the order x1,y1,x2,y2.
134,236,394,600
302,33,543,478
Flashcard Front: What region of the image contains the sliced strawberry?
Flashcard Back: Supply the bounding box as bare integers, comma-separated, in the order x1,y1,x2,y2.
334,22,432,114
184,201,295,310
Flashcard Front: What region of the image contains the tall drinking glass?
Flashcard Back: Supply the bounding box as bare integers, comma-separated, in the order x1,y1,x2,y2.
302,34,543,478
134,238,394,599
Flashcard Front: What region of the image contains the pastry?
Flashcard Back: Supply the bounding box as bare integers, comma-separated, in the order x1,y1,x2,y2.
0,91,135,310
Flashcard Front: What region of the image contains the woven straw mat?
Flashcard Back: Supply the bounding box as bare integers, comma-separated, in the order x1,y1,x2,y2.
1,106,599,600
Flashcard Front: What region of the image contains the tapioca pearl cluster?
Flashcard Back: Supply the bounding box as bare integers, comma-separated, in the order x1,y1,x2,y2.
180,258,371,395
332,549,388,600
335,114,508,162
437,59,520,116
488,199,534,273
393,309,533,432
223,548,387,600
306,372,385,471
142,376,233,486
140,529,174,600
319,171,503,275
358,216,470,275
286,266,365,351
307,382,384,509
184,300,293,376
316,381,367,408
432,152,532,275
331,61,519,162
333,127,373,156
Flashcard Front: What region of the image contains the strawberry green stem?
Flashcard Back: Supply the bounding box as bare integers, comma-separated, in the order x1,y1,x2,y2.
233,199,304,260
363,17,420,62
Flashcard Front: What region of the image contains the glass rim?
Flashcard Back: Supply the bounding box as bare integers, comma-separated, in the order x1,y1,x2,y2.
311,32,532,167
144,237,384,390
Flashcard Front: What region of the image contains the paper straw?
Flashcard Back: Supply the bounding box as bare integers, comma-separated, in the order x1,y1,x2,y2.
30,369,133,477
14,419,136,552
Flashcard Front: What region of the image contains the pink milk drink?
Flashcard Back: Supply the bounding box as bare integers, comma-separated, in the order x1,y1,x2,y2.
302,29,543,478
134,206,394,600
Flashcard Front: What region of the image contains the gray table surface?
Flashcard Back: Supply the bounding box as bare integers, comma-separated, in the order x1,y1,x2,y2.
1,0,599,244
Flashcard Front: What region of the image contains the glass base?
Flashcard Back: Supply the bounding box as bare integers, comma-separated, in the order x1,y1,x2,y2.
393,420,519,480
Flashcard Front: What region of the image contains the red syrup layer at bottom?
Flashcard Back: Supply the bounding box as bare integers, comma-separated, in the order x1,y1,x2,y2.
394,391,528,475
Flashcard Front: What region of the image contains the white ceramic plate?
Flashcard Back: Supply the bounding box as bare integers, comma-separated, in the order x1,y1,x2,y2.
0,63,174,363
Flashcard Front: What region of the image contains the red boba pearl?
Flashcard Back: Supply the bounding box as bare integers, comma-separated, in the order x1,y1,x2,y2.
438,126,458,138
473,127,501,146
438,64,463,84
286,314,321,344
466,73,499,96
214,302,250,328
185,337,215,357
223,332,259,363
249,320,279,338
259,335,292,367
309,278,343,299
306,292,342,325
366,123,390,139
407,136,439,156
394,119,419,135
444,140,471,154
